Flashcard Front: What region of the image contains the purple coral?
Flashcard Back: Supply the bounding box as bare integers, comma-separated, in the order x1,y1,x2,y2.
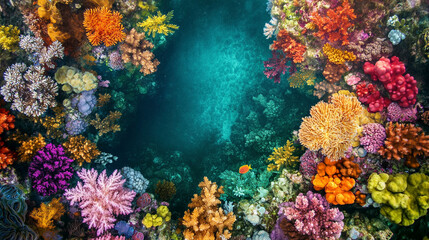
64,169,136,236
277,191,344,240
28,143,74,196
263,51,291,83
359,123,386,154
65,113,88,135
108,50,124,70
386,102,417,122
299,149,320,180
71,90,97,116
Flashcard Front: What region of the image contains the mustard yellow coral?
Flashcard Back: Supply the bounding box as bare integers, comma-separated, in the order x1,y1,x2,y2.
89,111,122,136
267,140,299,171
137,11,179,38
17,134,46,162
323,43,356,65
0,25,20,52
63,135,100,165
288,70,316,88
30,198,65,230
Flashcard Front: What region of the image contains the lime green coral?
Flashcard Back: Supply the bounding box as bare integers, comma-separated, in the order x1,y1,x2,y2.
367,172,429,226
142,205,171,228
137,11,179,38
266,140,299,171
0,25,20,52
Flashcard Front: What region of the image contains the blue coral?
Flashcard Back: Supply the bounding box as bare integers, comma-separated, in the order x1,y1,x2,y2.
388,29,406,45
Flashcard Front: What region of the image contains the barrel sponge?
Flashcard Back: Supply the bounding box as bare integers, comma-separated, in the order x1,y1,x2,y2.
54,66,98,93
367,172,429,226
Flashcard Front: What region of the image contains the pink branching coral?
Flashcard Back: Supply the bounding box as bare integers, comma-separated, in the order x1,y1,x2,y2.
64,169,136,236
359,123,386,154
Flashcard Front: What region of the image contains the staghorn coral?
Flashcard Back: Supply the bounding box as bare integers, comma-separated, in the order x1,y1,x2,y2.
322,43,356,65
89,111,122,136
0,25,20,51
83,7,126,46
120,28,160,75
378,122,429,168
0,108,15,135
30,198,65,230
97,93,111,107
63,135,100,166
17,134,46,162
313,80,341,99
155,180,177,201
310,0,356,45
137,11,178,38
298,93,362,160
323,62,348,83
287,70,315,88
64,168,136,236
266,140,299,171
272,29,306,63
1,63,58,117
182,177,236,240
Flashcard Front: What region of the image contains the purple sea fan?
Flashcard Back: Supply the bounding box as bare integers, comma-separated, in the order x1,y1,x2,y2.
279,191,344,240
64,168,136,236
28,143,74,196
359,123,386,154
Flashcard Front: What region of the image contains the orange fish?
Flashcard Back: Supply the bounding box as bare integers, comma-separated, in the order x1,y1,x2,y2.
239,165,252,174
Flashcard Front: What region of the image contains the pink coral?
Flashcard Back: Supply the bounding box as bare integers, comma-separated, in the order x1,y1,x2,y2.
386,102,417,122
344,73,361,86
360,123,386,154
91,233,126,240
64,169,136,236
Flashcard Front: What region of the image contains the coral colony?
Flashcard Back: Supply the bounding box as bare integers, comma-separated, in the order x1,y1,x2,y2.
0,0,428,240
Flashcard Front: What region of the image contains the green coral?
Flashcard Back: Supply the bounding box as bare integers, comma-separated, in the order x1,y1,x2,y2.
137,11,179,38
0,25,20,52
219,169,272,201
367,173,429,226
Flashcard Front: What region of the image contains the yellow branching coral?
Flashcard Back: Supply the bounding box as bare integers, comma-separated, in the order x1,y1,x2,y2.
63,135,100,165
97,93,111,107
288,70,316,88
30,198,65,230
17,134,46,162
323,43,356,65
32,106,66,139
0,25,20,52
89,111,122,136
182,177,236,240
299,94,363,160
267,140,299,171
137,11,179,38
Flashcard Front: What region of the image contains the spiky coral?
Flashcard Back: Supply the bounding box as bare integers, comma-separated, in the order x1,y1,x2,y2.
298,93,363,160
272,29,306,63
63,135,100,166
83,7,126,46
17,134,46,162
310,0,356,45
267,140,299,171
137,11,178,38
89,111,122,136
30,198,65,230
0,25,20,52
182,177,236,240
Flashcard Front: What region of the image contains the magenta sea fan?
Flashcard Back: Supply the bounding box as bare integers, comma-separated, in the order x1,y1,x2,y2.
64,168,136,236
28,143,74,196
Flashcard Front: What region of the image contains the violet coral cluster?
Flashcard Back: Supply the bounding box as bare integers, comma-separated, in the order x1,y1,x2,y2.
359,123,386,154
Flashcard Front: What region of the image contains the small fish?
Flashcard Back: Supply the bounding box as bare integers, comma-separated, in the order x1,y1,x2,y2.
239,165,252,174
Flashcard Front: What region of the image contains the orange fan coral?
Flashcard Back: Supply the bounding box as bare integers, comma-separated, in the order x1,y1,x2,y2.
83,7,126,46
182,177,236,240
310,0,356,45
272,29,306,63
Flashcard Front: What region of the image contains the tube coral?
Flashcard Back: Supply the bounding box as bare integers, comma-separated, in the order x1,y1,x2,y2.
83,7,126,46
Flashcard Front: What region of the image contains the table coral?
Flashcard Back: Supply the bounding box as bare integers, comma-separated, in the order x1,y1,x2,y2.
299,93,362,160
28,143,74,196
310,0,356,45
323,43,356,65
63,135,100,166
64,168,136,236
30,198,65,230
83,7,126,46
120,28,160,75
266,140,298,171
17,133,46,162
182,177,236,240
367,172,429,226
378,122,429,168
272,29,306,63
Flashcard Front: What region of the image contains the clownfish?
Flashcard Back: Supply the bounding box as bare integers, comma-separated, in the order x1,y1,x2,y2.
239,165,252,174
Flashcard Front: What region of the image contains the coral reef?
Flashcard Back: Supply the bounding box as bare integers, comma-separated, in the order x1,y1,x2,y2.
272,29,306,63
17,134,46,162
89,111,122,136
266,140,298,171
137,11,178,38
121,166,149,194
30,197,65,230
63,135,101,166
359,123,386,154
323,62,348,83
55,66,98,93
0,25,20,51
83,7,126,46
323,43,356,65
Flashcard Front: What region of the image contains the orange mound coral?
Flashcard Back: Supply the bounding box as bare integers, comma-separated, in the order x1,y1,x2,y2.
0,139,14,169
355,190,366,206
30,198,65,230
182,177,236,240
378,122,429,168
17,134,46,162
272,29,306,63
310,0,356,45
0,108,15,134
322,43,356,65
120,28,160,75
312,156,361,205
63,135,100,166
323,62,348,83
298,93,362,160
83,7,126,46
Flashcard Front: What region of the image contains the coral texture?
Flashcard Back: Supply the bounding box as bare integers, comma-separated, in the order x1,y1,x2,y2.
323,62,348,83
28,143,74,196
272,29,306,63
313,80,341,99
359,123,386,154
323,43,356,65
356,82,390,113
288,70,315,88
83,7,126,46
137,11,178,38
63,135,101,166
30,198,65,230
19,35,64,69
266,140,298,171
17,134,46,162
386,102,417,122
0,25,20,51
263,51,289,83
89,111,122,136
0,108,15,135
182,177,236,240
55,66,98,93
64,168,136,236
0,139,14,169
155,180,177,201
121,166,149,194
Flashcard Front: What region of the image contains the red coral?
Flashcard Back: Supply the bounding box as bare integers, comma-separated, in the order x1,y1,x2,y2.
310,0,356,45
272,29,306,63
0,139,14,169
356,83,390,113
0,108,15,135
363,56,418,108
